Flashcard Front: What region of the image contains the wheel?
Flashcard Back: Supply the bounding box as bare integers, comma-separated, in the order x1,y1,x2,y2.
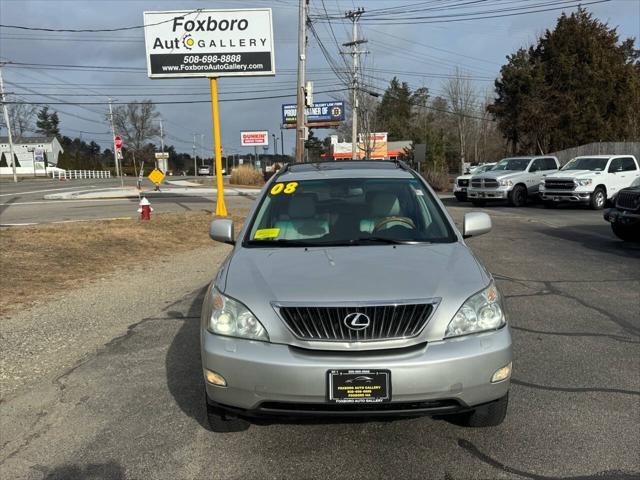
454,192,467,202
449,394,509,428
543,201,557,209
508,185,527,207
611,223,640,242
471,200,486,207
589,187,606,210
205,392,250,433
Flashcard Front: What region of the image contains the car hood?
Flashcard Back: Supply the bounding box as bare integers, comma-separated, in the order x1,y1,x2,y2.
546,170,603,179
474,170,523,181
456,174,473,181
218,243,491,346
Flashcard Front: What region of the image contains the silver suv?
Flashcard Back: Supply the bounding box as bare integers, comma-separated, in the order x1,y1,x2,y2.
202,161,512,431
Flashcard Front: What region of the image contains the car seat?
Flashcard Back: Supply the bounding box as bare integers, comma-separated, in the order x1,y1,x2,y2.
274,193,329,240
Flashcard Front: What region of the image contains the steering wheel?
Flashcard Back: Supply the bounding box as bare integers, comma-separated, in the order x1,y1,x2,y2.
373,216,416,232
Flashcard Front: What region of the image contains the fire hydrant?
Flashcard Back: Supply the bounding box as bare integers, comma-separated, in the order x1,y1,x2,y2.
137,197,153,221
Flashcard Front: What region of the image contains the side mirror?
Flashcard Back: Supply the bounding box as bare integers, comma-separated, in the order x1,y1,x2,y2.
209,219,235,245
463,212,492,238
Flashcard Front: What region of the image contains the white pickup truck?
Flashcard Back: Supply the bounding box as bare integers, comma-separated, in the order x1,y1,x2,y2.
467,156,560,207
540,155,640,209
454,163,496,201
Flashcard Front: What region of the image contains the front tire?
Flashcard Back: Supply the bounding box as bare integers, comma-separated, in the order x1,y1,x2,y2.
611,223,640,242
589,187,606,210
508,185,527,207
454,192,467,202
449,394,509,428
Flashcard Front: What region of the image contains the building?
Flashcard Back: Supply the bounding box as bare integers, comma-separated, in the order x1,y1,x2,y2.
323,134,412,160
0,136,64,175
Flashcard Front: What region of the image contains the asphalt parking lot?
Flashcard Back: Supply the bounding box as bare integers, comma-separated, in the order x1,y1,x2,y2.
1,199,639,480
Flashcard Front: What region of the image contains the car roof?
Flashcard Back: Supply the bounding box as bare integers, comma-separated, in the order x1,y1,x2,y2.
573,155,620,159
275,160,414,181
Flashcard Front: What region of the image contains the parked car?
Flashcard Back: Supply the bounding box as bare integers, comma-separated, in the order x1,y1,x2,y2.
467,156,560,207
202,160,512,432
198,167,211,175
454,163,496,201
604,176,640,241
540,155,640,210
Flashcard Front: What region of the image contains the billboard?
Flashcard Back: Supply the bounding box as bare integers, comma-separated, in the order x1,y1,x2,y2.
282,101,345,129
241,131,269,147
143,9,275,78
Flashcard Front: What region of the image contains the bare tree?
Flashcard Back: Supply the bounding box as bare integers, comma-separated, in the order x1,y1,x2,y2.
110,100,160,156
0,99,37,137
444,67,476,173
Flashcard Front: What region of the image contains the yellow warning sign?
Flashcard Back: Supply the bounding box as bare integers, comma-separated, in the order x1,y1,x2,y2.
147,168,165,185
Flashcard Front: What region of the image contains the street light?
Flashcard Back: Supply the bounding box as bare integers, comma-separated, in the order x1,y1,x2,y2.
272,133,278,161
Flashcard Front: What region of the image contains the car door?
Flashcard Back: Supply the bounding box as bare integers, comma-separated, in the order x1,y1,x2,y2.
526,158,546,193
607,158,627,196
620,157,640,188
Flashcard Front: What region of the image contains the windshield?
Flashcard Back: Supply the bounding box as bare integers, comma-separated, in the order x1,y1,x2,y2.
245,177,456,247
476,164,495,173
562,157,609,171
492,158,530,171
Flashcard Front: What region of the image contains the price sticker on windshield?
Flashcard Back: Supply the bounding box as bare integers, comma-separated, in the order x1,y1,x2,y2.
270,182,298,195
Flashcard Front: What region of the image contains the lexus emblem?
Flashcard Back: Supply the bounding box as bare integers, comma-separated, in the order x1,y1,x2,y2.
344,312,370,331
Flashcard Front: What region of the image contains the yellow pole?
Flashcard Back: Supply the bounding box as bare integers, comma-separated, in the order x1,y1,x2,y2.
210,77,227,217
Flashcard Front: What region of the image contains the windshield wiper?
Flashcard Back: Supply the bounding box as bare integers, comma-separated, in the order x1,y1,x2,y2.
247,239,326,247
352,236,425,245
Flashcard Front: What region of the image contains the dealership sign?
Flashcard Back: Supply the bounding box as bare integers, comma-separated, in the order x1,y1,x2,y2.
143,9,275,78
240,131,269,147
282,101,345,128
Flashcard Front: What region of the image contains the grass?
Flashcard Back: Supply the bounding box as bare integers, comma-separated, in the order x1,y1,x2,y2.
0,211,246,317
229,165,265,186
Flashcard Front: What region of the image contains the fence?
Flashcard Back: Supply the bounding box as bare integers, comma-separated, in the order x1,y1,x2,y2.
549,142,640,165
50,170,112,179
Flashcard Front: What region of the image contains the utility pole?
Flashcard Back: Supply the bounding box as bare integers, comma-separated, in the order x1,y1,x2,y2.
294,0,308,163
107,98,121,182
0,67,17,183
344,8,366,160
200,133,204,169
192,133,197,176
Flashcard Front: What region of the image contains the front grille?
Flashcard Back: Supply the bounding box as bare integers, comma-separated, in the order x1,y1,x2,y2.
470,178,498,189
616,191,639,211
457,179,469,187
545,179,575,190
277,302,436,341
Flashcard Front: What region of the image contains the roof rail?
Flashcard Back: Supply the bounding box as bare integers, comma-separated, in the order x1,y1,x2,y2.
271,162,291,182
394,159,411,171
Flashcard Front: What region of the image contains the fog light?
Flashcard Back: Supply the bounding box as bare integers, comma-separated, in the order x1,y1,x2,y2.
205,369,227,387
491,362,512,383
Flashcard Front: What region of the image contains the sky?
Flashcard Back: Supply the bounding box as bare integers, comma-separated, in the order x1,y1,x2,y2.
0,0,638,159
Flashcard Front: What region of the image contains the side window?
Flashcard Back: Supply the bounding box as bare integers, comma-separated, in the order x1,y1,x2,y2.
529,159,544,172
608,158,624,173
544,158,558,170
621,157,638,171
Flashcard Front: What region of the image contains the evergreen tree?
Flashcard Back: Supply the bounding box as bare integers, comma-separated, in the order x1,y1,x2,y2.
35,106,61,137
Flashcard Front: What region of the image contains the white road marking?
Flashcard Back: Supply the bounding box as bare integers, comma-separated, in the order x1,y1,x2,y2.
0,198,135,206
1,217,134,227
0,186,98,197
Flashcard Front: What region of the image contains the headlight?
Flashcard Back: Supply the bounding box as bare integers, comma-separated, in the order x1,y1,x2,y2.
539,181,545,190
445,282,506,338
209,289,269,341
576,178,592,186
499,179,513,187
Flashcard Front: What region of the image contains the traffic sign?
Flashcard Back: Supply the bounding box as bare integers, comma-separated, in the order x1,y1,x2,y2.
114,136,123,149
148,168,165,185
154,152,169,160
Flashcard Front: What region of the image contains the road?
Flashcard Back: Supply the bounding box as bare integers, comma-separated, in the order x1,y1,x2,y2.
1,198,639,479
0,178,257,225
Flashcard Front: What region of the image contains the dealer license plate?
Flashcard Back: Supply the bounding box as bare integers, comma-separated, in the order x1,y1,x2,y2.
328,369,391,403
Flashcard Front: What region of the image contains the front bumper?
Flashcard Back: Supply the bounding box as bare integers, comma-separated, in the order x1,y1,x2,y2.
604,207,640,226
540,189,591,203
467,187,510,200
202,327,512,413
453,184,468,193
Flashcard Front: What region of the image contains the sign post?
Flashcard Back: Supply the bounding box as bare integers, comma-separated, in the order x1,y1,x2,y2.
143,8,275,217
210,77,227,217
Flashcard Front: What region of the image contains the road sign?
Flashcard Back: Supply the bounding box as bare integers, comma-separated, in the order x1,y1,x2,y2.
282,101,345,129
148,168,165,185
240,130,269,146
143,9,276,78
155,152,169,160
114,135,123,149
